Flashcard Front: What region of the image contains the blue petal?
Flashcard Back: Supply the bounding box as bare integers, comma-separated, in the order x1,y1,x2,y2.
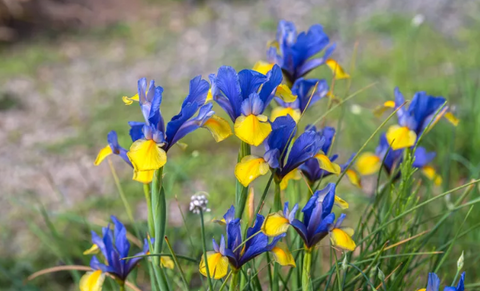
320,183,336,218
90,256,115,273
182,76,210,108
291,219,308,246
226,218,242,257
91,230,107,258
128,121,146,142
426,272,440,291
165,103,201,149
456,272,465,291
166,103,214,148
223,206,235,224
265,115,297,166
258,65,283,106
412,147,436,168
277,20,297,49
148,86,165,133
264,149,280,169
409,92,446,134
292,78,328,112
394,87,407,126
137,78,148,104
296,44,335,78
292,24,330,66
215,66,242,119
308,212,335,247
302,192,319,227
241,93,265,116
111,216,130,262
319,126,336,154
280,129,323,177
238,69,268,101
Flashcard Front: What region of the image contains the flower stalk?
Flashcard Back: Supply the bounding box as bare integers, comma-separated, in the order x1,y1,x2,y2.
302,247,312,291
235,141,251,218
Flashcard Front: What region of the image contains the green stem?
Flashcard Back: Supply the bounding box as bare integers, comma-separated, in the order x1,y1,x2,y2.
151,167,169,291
119,283,126,291
144,183,154,238
200,209,214,291
229,270,240,291
235,141,251,219
274,182,282,211
302,248,312,291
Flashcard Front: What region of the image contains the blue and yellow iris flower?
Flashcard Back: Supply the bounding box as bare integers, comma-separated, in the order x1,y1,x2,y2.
271,78,328,122
255,20,347,84
261,183,356,251
235,115,329,189
121,77,231,181
80,216,150,290
300,126,361,190
417,272,465,291
199,206,295,279
380,87,458,150
356,133,442,185
209,65,296,146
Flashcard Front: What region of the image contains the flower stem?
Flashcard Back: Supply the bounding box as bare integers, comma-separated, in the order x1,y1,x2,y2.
274,182,282,211
143,183,154,238
302,248,312,291
200,208,214,291
150,167,169,291
235,141,251,219
229,270,240,291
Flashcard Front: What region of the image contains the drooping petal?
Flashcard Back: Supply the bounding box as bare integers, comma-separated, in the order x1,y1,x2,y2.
94,145,113,166
122,93,139,105
413,147,436,168
334,196,349,209
79,270,105,291
262,212,291,236
271,106,302,123
280,169,302,190
373,100,396,117
161,256,175,269
315,154,341,175
330,228,356,251
127,139,167,171
199,251,229,279
422,166,442,186
132,170,155,184
346,169,362,188
325,59,350,79
386,125,417,150
83,244,100,255
234,114,272,146
202,114,232,142
444,112,459,126
355,152,381,175
276,84,297,103
252,61,275,75
234,155,270,187
270,241,296,267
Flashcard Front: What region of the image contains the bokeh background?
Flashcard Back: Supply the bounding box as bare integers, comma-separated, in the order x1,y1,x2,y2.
2,0,480,290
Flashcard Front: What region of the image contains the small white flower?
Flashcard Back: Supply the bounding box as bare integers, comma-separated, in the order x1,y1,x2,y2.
457,251,464,271
189,193,211,214
350,104,362,115
412,14,425,27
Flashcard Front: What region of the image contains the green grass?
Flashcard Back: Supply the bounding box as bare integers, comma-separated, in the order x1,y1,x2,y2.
2,3,480,291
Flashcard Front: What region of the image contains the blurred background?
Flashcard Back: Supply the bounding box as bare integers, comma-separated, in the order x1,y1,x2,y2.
2,0,480,290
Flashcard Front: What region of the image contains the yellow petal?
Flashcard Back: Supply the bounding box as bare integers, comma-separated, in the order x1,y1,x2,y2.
326,59,350,79
127,139,167,172
83,244,99,255
280,169,302,190
94,145,113,166
276,84,297,103
161,256,175,269
386,125,417,150
79,270,105,291
234,155,269,187
418,289,426,291
373,100,395,117
326,91,341,103
334,196,349,210
234,114,272,146
199,251,229,279
340,227,355,237
252,61,275,75
330,228,356,251
271,241,296,267
261,212,290,236
270,107,302,123
356,152,382,175
203,115,232,142
206,88,213,102
132,170,155,184
444,112,459,126
346,169,362,188
422,166,442,186
315,154,341,175
122,93,139,105
212,218,227,225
